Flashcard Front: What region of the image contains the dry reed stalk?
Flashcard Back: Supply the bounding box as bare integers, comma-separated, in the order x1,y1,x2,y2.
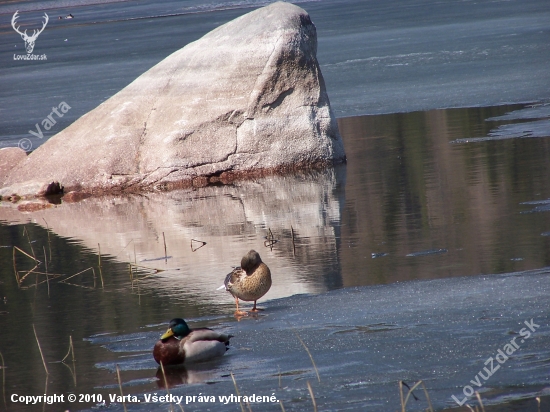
42,246,48,273
23,226,36,260
61,335,75,363
32,324,49,375
42,218,52,261
418,381,434,412
290,225,296,257
0,351,6,409
97,244,105,288
399,381,405,412
279,400,286,412
264,228,278,249
115,364,128,412
162,232,167,261
128,263,163,274
58,267,95,284
401,380,423,410
230,373,246,412
159,361,171,395
288,324,320,383
307,381,317,412
43,247,50,296
17,264,40,285
12,247,19,285
475,392,485,412
13,246,40,262
160,361,174,412
190,239,207,252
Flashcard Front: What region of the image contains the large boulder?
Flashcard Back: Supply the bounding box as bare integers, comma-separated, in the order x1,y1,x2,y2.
0,147,27,189
0,1,345,199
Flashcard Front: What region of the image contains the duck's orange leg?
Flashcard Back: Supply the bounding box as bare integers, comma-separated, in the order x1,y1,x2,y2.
250,300,264,312
234,297,247,316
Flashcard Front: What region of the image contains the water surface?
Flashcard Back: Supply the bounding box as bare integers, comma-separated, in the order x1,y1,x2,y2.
1,103,550,411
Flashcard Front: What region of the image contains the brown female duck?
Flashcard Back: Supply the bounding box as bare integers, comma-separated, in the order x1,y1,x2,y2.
218,250,272,316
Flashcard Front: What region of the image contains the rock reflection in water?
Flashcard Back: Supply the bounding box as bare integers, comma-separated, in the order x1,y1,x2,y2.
0,168,346,303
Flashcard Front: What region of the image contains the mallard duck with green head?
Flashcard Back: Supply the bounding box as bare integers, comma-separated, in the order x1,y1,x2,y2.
153,318,232,365
218,250,272,316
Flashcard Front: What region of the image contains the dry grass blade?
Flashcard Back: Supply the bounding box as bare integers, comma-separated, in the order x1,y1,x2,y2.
230,373,246,412
475,392,485,412
279,400,286,412
307,381,318,412
399,381,405,412
42,218,52,261
290,225,296,256
115,364,128,412
61,335,75,363
159,361,171,395
61,361,77,387
13,246,42,288
401,380,423,409
419,381,434,412
177,404,185,412
0,351,6,410
58,267,95,284
13,246,41,263
23,226,36,260
43,247,50,296
19,273,62,290
287,324,320,383
191,239,207,252
17,264,40,284
97,243,105,289
32,324,49,375
43,246,48,273
263,228,278,249
13,247,18,285
129,263,164,274
162,232,167,261
465,405,475,412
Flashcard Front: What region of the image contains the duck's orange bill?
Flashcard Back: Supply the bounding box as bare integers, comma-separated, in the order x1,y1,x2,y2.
160,328,174,340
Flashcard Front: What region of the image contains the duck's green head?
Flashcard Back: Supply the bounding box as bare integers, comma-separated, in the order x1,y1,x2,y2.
160,318,190,341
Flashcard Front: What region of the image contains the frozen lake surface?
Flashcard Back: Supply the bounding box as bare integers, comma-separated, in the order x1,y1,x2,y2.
86,269,550,411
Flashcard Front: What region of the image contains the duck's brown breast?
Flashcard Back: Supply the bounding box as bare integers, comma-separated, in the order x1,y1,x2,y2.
231,262,272,301
153,337,185,365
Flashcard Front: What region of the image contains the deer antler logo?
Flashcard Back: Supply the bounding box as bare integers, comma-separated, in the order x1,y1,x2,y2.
12,11,49,54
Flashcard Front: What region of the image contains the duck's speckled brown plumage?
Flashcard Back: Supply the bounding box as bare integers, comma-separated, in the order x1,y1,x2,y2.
222,250,272,314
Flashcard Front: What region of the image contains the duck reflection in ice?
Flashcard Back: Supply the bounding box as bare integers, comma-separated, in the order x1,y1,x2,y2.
155,363,221,388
